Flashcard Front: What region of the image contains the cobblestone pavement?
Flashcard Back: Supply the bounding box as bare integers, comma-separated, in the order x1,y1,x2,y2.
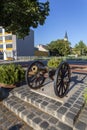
0,102,33,130
3,95,73,130
74,104,87,130
9,73,86,127
0,72,87,130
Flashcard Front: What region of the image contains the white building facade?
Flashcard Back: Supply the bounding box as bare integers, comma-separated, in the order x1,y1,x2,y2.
0,27,34,60
37,44,48,52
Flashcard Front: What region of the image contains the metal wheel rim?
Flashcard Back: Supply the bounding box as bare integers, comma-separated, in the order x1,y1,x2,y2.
26,61,45,89
54,62,71,98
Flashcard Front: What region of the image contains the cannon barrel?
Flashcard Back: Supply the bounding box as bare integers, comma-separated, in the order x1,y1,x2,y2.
32,65,48,73
38,66,48,71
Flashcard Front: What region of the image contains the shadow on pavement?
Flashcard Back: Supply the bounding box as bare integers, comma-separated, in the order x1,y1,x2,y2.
0,87,10,101
68,72,87,93
9,123,23,130
0,81,26,101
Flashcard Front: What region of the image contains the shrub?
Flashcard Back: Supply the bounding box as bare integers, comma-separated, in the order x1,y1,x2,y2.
34,50,49,56
83,88,87,103
47,57,63,69
0,64,25,85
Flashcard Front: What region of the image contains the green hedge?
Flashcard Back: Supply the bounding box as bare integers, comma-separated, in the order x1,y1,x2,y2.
0,64,25,85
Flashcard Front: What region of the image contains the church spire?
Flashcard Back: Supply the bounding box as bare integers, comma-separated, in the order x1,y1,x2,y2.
64,32,68,41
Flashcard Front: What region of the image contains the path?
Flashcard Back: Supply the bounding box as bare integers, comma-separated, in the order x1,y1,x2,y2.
0,72,87,130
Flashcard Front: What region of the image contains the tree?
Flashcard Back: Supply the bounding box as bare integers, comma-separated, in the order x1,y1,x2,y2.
0,0,49,38
74,41,87,55
47,39,71,56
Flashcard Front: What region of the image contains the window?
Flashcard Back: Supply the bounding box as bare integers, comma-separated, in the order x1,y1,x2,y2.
0,44,3,48
0,28,2,33
6,44,12,48
5,35,12,40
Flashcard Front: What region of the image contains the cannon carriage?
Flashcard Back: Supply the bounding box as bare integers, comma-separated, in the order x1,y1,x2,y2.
26,60,71,98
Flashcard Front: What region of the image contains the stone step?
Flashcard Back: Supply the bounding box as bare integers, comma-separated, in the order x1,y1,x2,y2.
3,95,73,130
10,85,85,127
73,104,87,130
0,102,33,130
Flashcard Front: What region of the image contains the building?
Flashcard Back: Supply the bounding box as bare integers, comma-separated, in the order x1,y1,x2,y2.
34,44,49,56
0,27,34,60
36,44,48,52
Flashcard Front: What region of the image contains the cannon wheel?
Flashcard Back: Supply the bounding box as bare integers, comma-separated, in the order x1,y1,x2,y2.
26,61,46,89
54,62,71,98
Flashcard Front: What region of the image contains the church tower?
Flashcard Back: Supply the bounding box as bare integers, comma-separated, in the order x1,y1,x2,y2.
64,32,68,41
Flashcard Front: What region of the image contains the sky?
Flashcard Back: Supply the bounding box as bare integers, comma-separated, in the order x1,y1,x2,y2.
34,0,87,47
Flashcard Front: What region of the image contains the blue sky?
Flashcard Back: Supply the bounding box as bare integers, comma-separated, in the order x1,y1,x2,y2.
34,0,87,47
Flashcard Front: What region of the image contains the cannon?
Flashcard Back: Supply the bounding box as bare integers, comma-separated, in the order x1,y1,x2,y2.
25,61,71,98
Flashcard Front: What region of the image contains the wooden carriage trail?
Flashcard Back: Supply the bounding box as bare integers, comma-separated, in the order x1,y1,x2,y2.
0,61,87,130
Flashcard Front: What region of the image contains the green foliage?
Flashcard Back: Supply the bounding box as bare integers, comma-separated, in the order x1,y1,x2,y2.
47,39,71,56
47,57,63,68
0,64,25,85
83,88,87,103
74,41,87,56
0,0,49,38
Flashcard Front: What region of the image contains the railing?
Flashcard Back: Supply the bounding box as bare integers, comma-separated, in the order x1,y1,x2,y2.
1,55,87,62
17,56,51,61
17,55,87,61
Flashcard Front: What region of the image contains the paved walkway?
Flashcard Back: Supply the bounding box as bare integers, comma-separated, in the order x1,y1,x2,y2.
74,104,87,130
0,72,87,130
0,102,33,130
0,101,87,130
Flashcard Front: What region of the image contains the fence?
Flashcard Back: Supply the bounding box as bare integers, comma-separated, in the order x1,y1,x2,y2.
17,55,87,61
1,55,87,62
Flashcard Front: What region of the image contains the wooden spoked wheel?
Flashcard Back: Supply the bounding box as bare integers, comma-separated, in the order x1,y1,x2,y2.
54,62,71,98
26,61,46,89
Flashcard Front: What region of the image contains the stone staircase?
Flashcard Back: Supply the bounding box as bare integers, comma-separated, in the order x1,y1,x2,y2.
2,81,86,130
